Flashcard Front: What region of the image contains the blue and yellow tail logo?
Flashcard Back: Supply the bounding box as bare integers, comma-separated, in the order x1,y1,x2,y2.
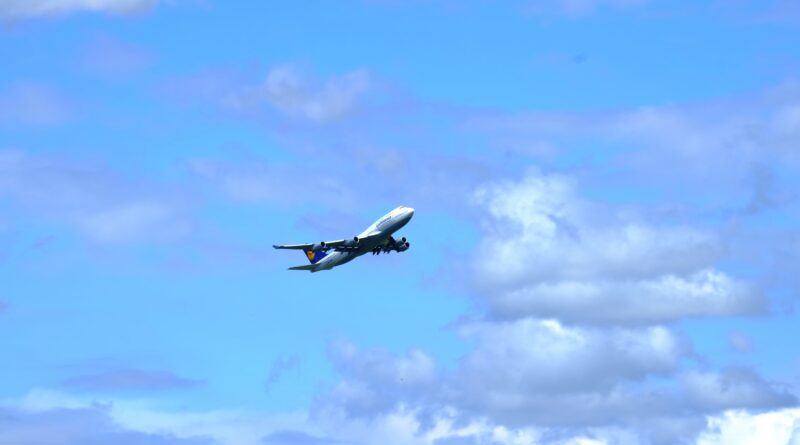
305,249,328,265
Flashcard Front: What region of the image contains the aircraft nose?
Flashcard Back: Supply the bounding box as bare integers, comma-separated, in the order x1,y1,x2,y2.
406,207,415,218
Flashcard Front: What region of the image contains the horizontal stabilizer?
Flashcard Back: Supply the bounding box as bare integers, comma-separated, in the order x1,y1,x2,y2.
274,244,312,250
288,264,316,271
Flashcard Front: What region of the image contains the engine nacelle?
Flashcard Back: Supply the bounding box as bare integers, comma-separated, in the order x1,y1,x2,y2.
396,241,410,252
343,236,359,248
311,241,327,251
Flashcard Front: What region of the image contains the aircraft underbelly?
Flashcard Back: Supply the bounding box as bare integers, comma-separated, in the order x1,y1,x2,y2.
320,251,362,270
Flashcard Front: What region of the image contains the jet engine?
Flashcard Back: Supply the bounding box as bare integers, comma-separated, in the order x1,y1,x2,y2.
393,236,410,252
311,241,327,251
343,236,359,248
371,236,410,254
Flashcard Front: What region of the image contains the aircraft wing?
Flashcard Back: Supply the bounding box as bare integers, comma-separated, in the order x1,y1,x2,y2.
273,240,347,250
273,232,384,252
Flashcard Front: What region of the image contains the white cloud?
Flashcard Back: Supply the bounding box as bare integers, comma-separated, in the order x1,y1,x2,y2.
470,171,763,324
2,386,797,445
0,0,154,20
227,66,372,123
456,320,680,398
450,323,790,429
319,343,438,419
0,394,214,445
697,408,800,445
2,389,538,445
472,172,720,284
315,328,794,440
6,389,308,445
682,369,796,412
491,270,763,325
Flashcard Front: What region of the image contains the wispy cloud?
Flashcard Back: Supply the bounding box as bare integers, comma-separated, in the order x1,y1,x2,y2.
161,65,375,124
187,158,359,210
0,83,73,126
0,0,155,21
523,0,649,17
262,430,343,445
730,330,754,353
467,79,800,185
266,355,302,390
5,389,311,445
0,150,191,244
78,34,152,77
161,64,503,220
0,403,214,445
63,368,204,392
235,65,372,123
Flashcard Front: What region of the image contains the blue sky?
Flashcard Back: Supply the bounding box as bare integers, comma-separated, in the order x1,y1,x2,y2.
1,1,800,444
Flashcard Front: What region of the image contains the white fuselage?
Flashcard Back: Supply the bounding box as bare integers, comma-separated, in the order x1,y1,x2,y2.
312,206,414,271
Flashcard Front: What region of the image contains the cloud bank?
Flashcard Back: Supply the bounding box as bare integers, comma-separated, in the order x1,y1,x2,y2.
311,171,795,444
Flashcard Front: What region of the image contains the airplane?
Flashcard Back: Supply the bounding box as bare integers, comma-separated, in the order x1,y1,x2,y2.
273,206,415,272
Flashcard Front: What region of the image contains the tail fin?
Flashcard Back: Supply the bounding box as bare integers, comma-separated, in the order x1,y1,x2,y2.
304,249,328,265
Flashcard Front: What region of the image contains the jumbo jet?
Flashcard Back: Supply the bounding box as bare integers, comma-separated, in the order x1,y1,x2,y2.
273,206,414,272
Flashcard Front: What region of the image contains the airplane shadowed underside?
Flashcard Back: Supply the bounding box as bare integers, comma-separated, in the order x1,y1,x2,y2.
273,206,414,272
